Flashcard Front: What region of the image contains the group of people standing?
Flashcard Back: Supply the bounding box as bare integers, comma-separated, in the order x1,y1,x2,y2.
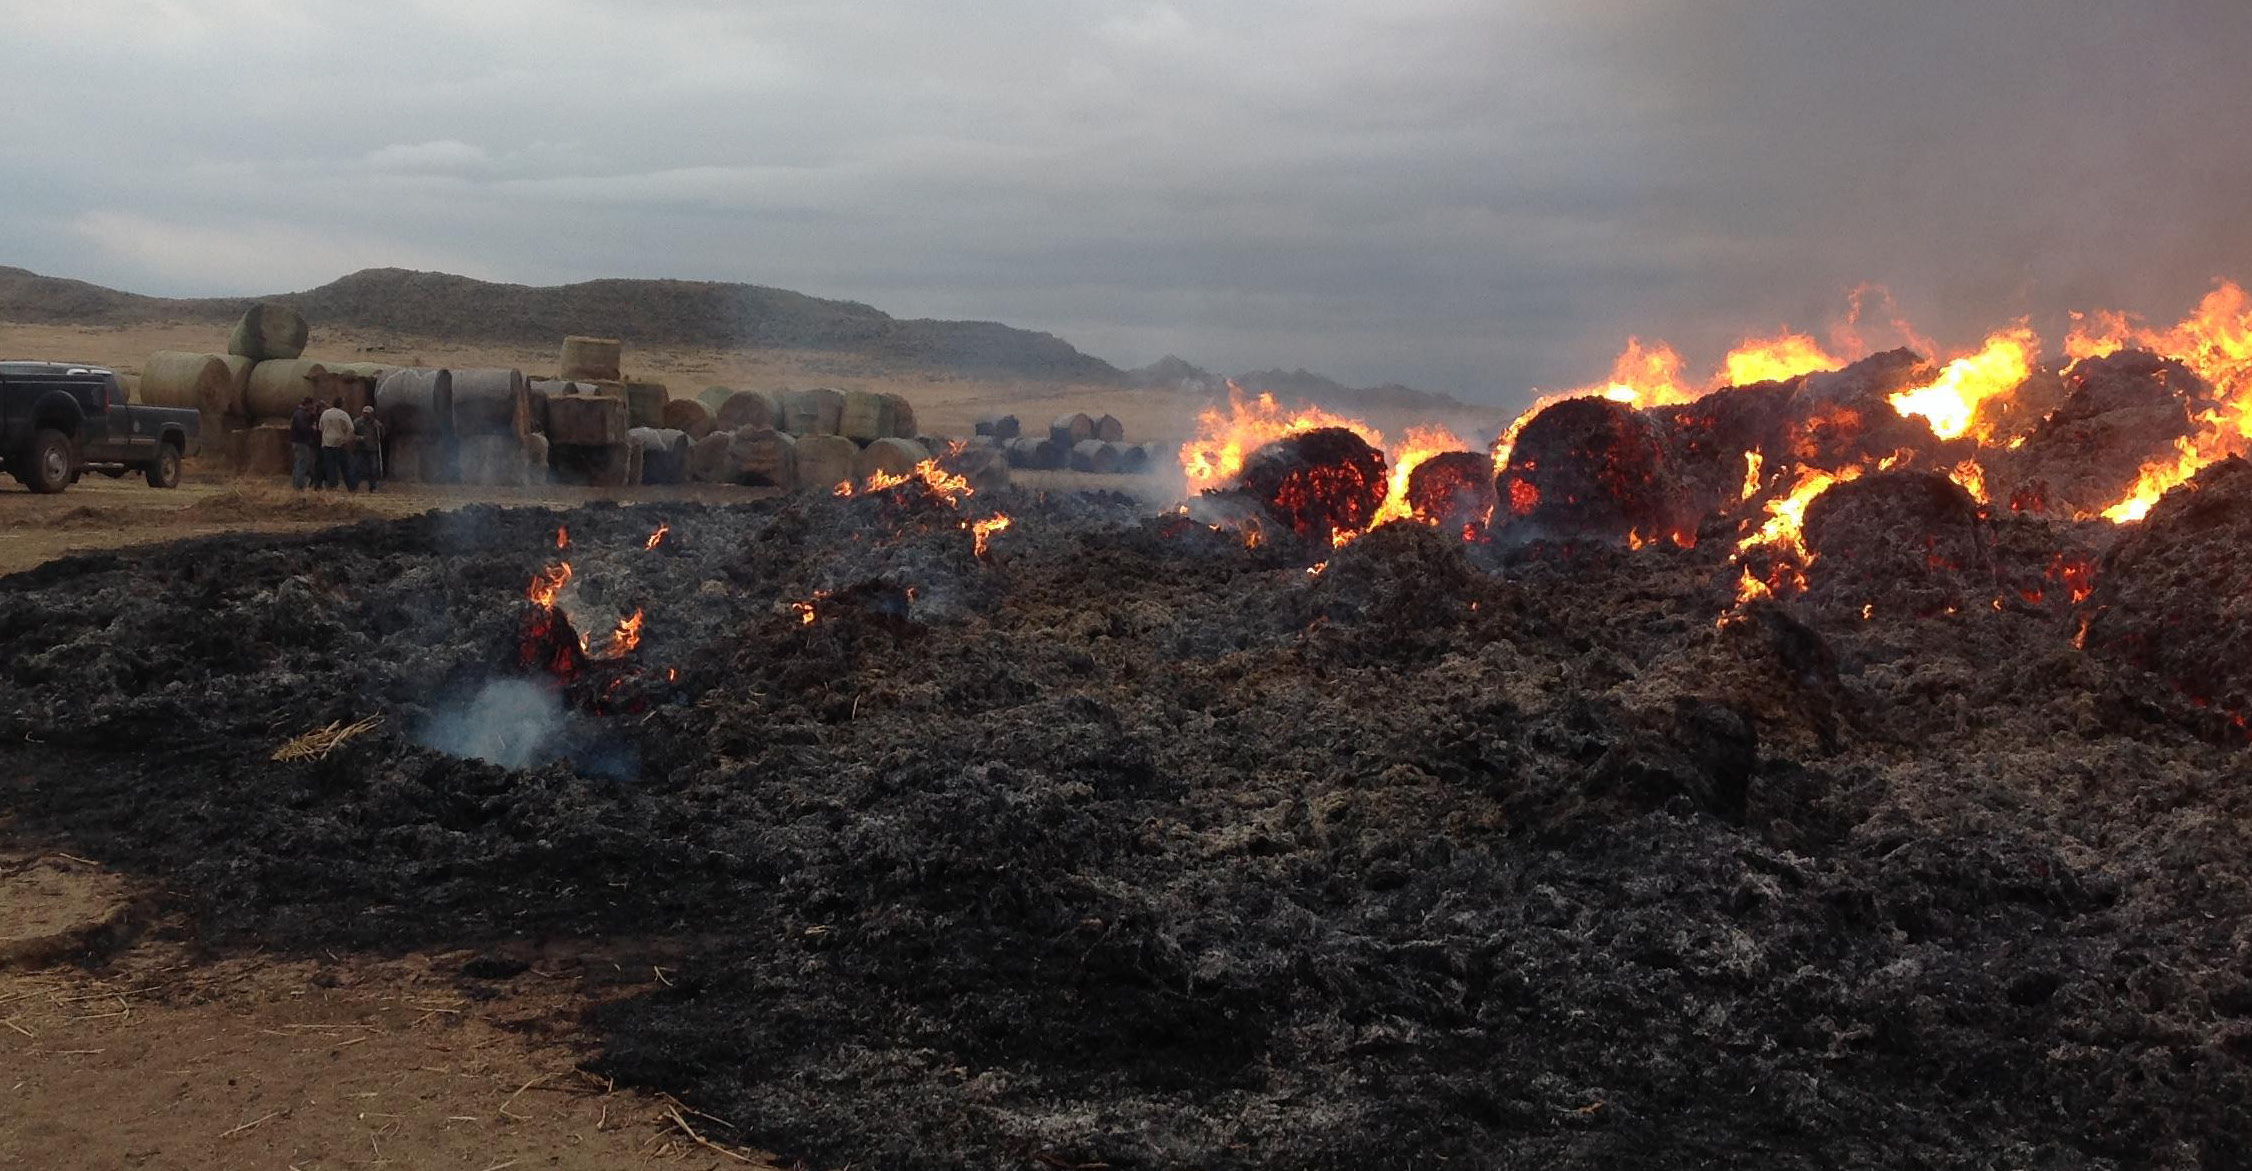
288,396,385,491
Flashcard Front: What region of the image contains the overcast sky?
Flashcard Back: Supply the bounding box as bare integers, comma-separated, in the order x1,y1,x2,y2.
4,0,2249,405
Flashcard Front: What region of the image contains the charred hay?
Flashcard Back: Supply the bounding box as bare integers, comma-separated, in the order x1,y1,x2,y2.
1,485,2250,1169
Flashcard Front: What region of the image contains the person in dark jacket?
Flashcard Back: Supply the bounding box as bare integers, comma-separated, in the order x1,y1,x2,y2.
288,396,320,490
351,406,385,491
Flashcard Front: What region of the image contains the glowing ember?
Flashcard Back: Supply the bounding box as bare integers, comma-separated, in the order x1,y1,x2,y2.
1237,427,1390,546
555,525,570,550
645,522,671,550
1887,326,2038,441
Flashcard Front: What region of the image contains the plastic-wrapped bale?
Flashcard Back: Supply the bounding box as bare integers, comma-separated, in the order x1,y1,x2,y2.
977,413,1022,440
227,303,309,362
139,352,247,421
559,336,622,382
883,394,918,439
546,391,628,448
839,389,895,443
795,433,859,492
1050,412,1094,447
715,388,778,431
724,426,797,488
458,434,533,487
855,437,931,483
236,423,295,478
244,359,337,421
629,427,691,484
376,369,454,436
1070,439,1120,473
452,369,530,438
779,387,845,436
1094,413,1126,443
624,381,669,430
663,397,715,439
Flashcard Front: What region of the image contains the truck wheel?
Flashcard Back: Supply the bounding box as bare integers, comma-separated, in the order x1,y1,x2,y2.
146,443,182,489
22,429,73,494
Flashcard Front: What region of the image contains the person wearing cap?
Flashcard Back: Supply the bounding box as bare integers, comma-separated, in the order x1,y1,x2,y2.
318,398,356,489
351,406,386,492
287,395,320,490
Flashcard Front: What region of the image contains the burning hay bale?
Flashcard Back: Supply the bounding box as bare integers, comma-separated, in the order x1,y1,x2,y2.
937,442,1010,492
1996,350,2208,517
2081,455,2252,728
559,335,623,382
855,437,932,482
1798,469,1989,620
1236,425,1388,544
1781,349,1945,470
1496,396,1684,543
226,302,309,362
1404,450,1498,532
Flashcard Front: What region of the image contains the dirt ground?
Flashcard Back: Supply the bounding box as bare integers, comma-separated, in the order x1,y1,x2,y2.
0,845,787,1170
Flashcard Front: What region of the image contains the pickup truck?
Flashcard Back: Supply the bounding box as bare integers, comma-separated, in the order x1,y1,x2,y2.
0,361,201,493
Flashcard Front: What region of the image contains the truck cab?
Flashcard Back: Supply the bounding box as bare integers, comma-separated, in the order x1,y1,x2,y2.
0,361,201,493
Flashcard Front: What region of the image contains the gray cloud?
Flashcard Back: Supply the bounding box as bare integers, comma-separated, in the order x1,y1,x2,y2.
3,1,2247,407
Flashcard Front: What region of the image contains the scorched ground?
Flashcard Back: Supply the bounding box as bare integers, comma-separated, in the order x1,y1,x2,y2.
3,462,2252,1168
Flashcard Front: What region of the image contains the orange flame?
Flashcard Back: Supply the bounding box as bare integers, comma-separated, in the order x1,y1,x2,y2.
555,525,570,550
592,609,644,659
1719,331,1841,387
2069,283,2252,520
644,522,670,550
1179,384,1383,490
1887,326,2039,442
1356,425,1467,537
527,561,574,609
968,513,1011,558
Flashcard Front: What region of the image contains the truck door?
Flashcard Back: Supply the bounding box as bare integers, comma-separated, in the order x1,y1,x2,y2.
74,376,131,463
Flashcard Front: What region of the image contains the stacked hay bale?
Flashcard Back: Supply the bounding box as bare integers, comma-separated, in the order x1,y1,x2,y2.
1070,439,1120,473
840,389,896,443
715,389,778,431
239,358,340,476
976,414,1022,440
375,369,454,482
545,389,631,487
559,336,622,382
140,351,253,467
663,398,715,439
228,303,309,362
1094,413,1126,443
780,388,846,437
629,427,691,484
795,434,859,492
1050,412,1095,448
855,437,931,482
624,381,670,430
452,369,534,486
722,427,797,488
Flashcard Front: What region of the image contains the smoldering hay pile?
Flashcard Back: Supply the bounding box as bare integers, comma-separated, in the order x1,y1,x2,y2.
7,293,2252,1168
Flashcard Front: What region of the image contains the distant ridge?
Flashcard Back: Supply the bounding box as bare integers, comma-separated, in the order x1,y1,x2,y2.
0,265,1461,406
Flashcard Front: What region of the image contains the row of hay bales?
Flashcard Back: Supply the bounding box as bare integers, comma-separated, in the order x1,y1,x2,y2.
997,436,1163,474
676,426,1012,494
658,384,922,446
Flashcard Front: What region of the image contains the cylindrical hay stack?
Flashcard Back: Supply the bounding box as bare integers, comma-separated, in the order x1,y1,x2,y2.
779,387,845,436
939,443,1011,493
450,369,530,439
855,437,931,483
978,413,1021,440
1006,436,1052,469
237,423,295,477
327,361,398,385
375,369,454,436
662,398,715,439
140,352,245,420
1094,414,1126,443
716,389,778,431
227,303,309,362
628,427,690,484
839,389,895,443
1070,439,1120,474
688,431,733,483
696,385,736,415
882,394,918,439
244,359,335,420
547,392,628,448
624,381,669,430
1050,412,1094,447
794,433,859,491
559,336,622,382
1118,443,1153,474
725,427,797,488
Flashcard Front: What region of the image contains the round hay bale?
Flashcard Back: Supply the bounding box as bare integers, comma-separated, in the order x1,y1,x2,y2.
1405,451,1500,533
839,389,895,443
985,414,1022,441
1094,413,1126,443
244,359,335,421
559,336,622,382
227,303,309,362
715,389,778,431
724,427,798,488
663,397,716,439
779,387,846,436
938,442,1010,493
696,385,736,415
794,433,859,492
688,431,734,483
375,369,454,436
1070,439,1120,473
624,381,670,430
1006,436,1049,469
1050,412,1094,447
384,434,454,483
139,352,242,420
855,437,931,483
451,369,530,438
1118,442,1153,475
883,394,918,439
1496,396,1683,542
1239,427,1389,545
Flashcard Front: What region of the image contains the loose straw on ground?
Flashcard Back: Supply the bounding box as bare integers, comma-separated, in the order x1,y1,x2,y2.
272,716,382,762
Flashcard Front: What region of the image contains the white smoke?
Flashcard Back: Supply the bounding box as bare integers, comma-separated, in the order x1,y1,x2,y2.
418,677,566,770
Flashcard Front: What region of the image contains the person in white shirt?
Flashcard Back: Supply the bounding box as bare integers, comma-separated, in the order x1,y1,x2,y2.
318,400,356,490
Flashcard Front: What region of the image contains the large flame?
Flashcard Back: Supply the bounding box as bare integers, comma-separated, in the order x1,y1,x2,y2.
1887,326,2039,442
1180,385,1382,490
1719,331,1841,387
1361,425,1468,533
2067,282,2252,521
